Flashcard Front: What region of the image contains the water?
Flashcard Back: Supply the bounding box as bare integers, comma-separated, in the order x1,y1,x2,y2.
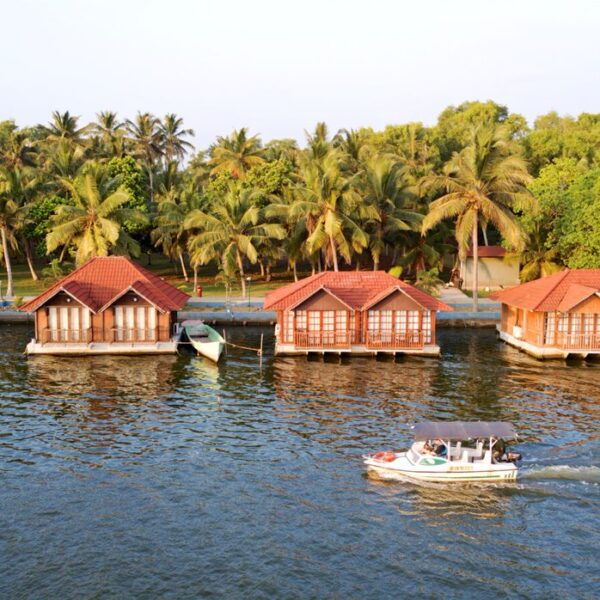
1,324,599,599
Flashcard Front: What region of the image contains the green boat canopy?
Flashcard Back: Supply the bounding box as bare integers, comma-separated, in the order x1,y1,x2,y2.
412,421,517,441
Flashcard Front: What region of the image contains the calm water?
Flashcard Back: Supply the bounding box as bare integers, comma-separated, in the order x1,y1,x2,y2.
1,325,599,599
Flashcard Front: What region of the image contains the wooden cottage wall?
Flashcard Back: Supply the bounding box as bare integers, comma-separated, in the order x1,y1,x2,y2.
524,311,544,345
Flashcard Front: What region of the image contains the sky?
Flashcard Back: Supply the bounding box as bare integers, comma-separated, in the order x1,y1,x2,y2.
1,0,599,151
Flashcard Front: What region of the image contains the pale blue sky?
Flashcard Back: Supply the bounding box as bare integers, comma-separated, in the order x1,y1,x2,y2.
2,0,599,150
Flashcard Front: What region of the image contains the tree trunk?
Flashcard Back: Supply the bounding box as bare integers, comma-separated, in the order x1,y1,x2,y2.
266,263,271,282
236,250,246,297
259,260,265,278
24,239,39,281
373,256,379,271
148,167,155,207
1,226,13,298
293,263,298,282
482,226,489,246
193,264,198,295
329,235,339,272
178,249,189,281
59,244,68,263
472,211,479,312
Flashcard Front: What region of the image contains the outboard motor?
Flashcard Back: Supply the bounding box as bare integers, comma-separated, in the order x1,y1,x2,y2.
507,450,522,464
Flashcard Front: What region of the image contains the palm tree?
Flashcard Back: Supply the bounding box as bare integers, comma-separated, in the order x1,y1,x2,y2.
184,183,285,296
421,125,533,310
359,155,422,270
42,111,90,146
46,163,148,265
126,112,164,205
304,122,331,162
93,111,126,158
152,180,202,281
208,128,264,178
0,165,42,281
0,130,38,169
291,149,375,271
518,223,563,282
160,114,194,163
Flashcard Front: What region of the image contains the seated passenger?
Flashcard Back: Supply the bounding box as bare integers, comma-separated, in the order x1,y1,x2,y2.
423,440,435,454
433,439,447,457
492,437,507,462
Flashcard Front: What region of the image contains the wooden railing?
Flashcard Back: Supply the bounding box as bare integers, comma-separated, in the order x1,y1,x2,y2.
41,328,92,343
366,331,424,349
41,327,170,344
553,333,600,350
111,328,169,343
291,330,428,349
294,331,352,348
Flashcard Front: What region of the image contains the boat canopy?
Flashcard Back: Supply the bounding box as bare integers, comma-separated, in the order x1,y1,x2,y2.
412,421,517,441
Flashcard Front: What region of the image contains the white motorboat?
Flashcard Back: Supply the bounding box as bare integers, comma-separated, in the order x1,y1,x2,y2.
364,421,522,482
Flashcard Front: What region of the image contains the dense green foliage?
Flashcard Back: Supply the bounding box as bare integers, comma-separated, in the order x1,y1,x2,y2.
1,101,600,297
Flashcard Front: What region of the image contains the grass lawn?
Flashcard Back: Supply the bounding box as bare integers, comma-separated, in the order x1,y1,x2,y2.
1,254,300,300
461,289,495,299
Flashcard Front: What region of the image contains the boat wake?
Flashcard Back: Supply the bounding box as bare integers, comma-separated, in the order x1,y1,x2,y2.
521,465,600,483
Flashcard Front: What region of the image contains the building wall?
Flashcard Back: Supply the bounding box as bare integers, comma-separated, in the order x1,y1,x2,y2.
572,295,600,313
369,290,421,311
294,289,349,311
34,295,172,344
462,257,520,290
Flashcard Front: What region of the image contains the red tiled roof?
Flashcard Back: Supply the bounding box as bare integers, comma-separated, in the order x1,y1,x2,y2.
20,256,190,313
263,271,451,312
467,245,507,258
491,269,600,311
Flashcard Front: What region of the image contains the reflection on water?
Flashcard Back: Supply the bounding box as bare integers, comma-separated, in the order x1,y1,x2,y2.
1,324,599,598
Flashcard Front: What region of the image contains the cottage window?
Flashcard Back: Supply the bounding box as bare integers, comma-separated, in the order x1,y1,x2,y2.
47,305,89,342
335,311,347,344
114,306,157,342
367,310,379,331
394,310,407,334
308,311,320,331
544,312,556,345
284,311,294,342
296,310,307,332
423,311,432,344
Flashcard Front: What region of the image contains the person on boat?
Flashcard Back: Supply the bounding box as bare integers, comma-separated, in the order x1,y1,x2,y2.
492,437,507,462
432,439,447,457
423,440,435,454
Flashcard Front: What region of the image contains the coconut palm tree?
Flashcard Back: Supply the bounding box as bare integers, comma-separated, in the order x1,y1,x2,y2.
208,128,264,178
0,167,40,286
126,112,164,204
421,124,533,310
359,155,422,270
0,130,38,169
160,114,194,164
42,111,90,146
93,111,126,158
152,180,202,281
184,183,285,296
291,149,375,271
518,223,563,282
46,163,148,265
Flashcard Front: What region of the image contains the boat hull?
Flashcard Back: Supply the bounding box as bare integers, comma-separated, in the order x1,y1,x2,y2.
364,454,518,482
182,321,225,363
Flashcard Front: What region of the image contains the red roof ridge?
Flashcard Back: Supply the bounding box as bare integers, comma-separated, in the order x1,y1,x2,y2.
263,272,328,309
20,256,189,313
532,269,571,311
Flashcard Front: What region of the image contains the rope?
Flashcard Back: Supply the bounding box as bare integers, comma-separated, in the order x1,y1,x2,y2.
224,340,262,355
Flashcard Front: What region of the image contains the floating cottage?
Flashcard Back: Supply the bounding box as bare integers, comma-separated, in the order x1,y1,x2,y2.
493,269,600,359
20,256,189,355
263,271,451,357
